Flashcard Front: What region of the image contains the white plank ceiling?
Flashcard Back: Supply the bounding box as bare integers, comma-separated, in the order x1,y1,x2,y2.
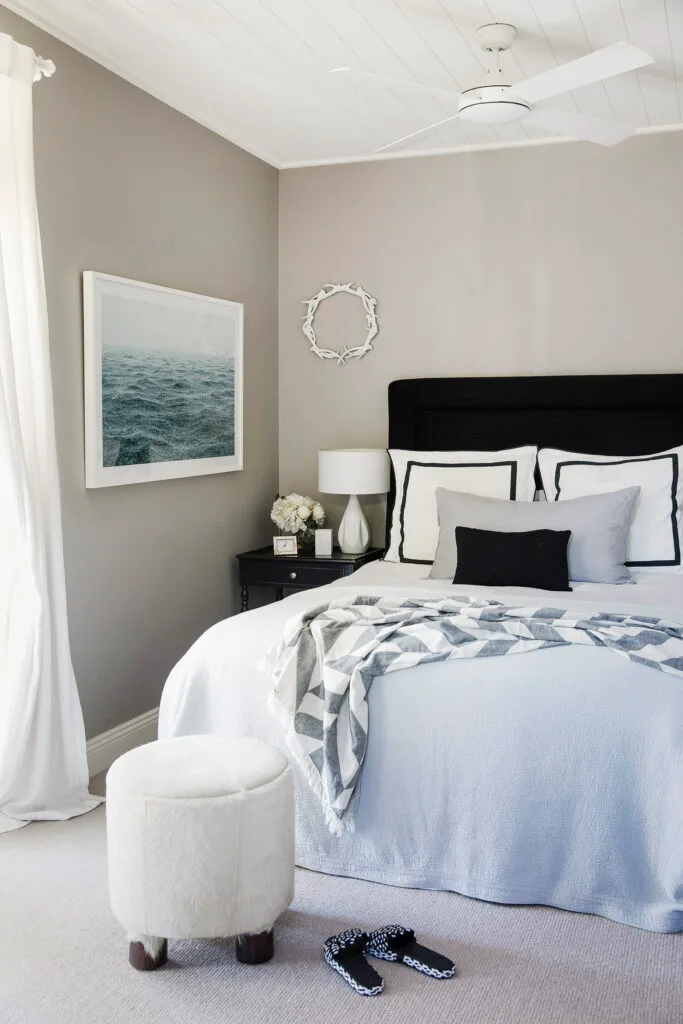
4,0,683,167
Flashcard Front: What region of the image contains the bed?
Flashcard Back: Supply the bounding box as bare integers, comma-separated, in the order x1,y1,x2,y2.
159,374,683,933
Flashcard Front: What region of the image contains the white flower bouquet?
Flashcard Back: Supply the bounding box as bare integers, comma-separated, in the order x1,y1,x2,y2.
271,493,326,550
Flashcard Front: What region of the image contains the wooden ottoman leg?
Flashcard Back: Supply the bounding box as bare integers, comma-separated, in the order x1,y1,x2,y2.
235,929,274,964
129,936,168,971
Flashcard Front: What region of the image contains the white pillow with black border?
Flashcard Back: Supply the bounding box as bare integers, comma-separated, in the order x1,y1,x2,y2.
537,445,683,570
385,446,538,564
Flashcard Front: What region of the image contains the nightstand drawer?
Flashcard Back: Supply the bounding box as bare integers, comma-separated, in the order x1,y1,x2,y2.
239,559,344,589
236,546,384,612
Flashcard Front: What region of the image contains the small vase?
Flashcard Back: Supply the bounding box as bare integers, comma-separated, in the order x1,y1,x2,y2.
297,526,316,554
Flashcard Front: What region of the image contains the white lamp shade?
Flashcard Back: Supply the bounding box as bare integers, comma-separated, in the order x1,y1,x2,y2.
318,449,390,496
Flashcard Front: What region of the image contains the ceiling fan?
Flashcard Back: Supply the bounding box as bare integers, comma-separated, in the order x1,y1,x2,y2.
329,24,654,151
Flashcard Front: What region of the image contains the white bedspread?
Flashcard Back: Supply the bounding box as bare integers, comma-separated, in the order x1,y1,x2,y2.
159,562,683,932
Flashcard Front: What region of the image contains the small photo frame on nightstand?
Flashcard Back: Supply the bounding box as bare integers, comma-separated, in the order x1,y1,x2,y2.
314,528,333,557
273,535,297,556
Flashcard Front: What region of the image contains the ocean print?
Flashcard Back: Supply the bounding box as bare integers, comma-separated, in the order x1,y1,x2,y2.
100,293,236,467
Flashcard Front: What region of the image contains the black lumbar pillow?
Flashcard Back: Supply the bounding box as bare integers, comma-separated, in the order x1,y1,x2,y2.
453,526,572,592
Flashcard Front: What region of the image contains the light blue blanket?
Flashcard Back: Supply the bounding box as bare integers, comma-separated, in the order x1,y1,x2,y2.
267,596,683,836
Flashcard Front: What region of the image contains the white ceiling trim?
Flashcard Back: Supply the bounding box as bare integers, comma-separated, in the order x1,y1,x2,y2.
280,121,683,169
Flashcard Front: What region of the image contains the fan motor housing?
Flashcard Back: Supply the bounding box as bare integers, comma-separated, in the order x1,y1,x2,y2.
476,23,517,53
458,85,531,124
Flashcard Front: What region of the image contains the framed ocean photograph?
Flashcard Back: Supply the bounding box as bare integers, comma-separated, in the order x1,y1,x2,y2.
83,273,243,488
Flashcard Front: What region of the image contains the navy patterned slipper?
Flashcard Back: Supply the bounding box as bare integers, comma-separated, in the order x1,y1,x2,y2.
365,925,456,979
323,929,384,996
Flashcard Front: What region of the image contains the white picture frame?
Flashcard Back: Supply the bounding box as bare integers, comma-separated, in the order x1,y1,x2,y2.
273,535,298,556
83,272,243,488
314,528,333,557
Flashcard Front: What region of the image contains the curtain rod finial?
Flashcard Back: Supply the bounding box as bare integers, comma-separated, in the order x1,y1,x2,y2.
33,57,55,82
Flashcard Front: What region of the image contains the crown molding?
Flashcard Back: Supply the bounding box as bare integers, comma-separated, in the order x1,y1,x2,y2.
280,122,683,170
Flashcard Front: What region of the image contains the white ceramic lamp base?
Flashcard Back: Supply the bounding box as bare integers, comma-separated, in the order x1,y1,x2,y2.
337,494,370,555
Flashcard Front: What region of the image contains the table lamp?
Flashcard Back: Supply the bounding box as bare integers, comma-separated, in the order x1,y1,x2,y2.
318,449,390,555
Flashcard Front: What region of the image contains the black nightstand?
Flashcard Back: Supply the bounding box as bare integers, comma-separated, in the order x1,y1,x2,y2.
236,546,384,611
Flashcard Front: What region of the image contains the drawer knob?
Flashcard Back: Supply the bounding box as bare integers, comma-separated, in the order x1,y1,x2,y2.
289,571,298,580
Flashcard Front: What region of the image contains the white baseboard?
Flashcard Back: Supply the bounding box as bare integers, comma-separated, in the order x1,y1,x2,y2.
87,707,159,778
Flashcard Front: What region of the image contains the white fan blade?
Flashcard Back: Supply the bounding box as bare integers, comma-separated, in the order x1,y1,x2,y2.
526,108,635,147
375,114,461,154
514,42,653,103
329,67,459,104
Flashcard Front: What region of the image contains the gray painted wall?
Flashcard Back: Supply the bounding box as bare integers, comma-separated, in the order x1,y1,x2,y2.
279,133,683,541
0,7,279,737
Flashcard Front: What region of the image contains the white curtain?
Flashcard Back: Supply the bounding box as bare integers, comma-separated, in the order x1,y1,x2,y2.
0,33,99,832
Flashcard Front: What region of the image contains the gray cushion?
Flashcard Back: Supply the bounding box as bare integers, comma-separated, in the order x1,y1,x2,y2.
429,486,640,584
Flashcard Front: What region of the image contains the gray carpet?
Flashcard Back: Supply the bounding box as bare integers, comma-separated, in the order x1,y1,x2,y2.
1,807,682,1024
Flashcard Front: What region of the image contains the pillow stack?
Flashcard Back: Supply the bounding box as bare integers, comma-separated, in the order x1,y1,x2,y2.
384,441,683,589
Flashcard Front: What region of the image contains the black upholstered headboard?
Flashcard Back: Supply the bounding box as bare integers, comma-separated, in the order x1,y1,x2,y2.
386,374,683,548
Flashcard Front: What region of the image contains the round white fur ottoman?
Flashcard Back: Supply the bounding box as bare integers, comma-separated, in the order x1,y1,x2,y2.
106,735,294,970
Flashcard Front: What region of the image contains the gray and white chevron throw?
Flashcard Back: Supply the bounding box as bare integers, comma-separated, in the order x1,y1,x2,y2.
265,595,683,834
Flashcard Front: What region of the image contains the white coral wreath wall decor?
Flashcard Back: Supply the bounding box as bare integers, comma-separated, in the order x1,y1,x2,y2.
302,283,379,365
